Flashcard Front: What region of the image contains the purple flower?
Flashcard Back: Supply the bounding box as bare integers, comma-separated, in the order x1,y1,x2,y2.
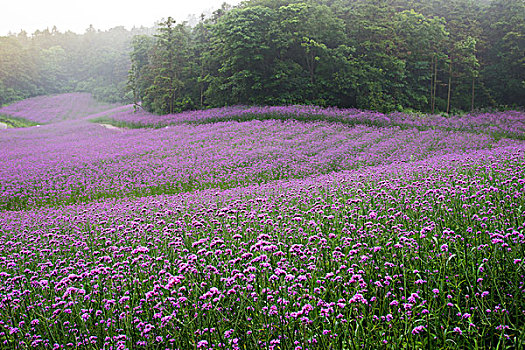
412,325,426,335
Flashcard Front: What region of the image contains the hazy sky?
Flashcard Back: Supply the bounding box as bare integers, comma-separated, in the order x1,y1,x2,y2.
1,0,243,35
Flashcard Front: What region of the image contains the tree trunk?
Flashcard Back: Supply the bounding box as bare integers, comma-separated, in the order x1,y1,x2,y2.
200,64,204,109
308,52,315,85
446,59,452,115
432,56,438,114
304,49,315,85
430,55,435,113
471,76,475,112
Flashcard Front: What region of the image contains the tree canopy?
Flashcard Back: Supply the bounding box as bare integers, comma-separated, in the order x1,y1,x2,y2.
1,0,523,113
129,0,523,114
0,26,153,106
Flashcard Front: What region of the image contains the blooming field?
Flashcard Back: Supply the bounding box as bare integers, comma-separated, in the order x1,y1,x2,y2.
0,93,119,124
0,94,524,349
105,105,525,140
0,100,517,211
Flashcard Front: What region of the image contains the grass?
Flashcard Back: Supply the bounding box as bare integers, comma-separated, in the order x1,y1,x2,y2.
0,114,40,128
89,116,148,129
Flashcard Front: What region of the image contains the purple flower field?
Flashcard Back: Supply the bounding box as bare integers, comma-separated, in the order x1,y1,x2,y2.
105,104,525,140
0,93,524,349
0,93,119,124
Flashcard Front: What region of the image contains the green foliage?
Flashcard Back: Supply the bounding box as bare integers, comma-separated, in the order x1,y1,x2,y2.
0,26,153,105
146,18,192,114
128,0,523,114
206,6,276,106
480,0,524,108
128,35,155,106
1,0,522,113
0,114,40,128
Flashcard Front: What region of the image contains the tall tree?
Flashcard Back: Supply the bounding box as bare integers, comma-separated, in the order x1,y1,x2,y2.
129,35,155,108
271,2,346,105
144,18,192,114
480,0,525,107
206,6,275,106
392,9,448,111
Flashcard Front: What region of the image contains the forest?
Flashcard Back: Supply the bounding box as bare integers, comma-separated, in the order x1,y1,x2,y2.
1,0,523,114
0,26,153,105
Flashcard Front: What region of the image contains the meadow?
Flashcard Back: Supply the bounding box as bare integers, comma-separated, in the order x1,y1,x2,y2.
0,93,524,349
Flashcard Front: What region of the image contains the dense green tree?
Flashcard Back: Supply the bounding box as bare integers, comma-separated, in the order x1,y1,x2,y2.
128,35,155,108
206,6,276,106
0,25,152,105
0,36,38,104
191,20,213,109
142,18,193,114
271,2,346,105
125,0,523,113
480,0,524,107
39,45,69,93
2,0,521,112
391,10,448,111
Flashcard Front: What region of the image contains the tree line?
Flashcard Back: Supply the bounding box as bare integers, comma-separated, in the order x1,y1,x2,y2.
0,26,153,106
130,0,524,114
1,0,523,114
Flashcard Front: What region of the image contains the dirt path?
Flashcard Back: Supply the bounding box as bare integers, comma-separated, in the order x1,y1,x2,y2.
99,123,124,131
